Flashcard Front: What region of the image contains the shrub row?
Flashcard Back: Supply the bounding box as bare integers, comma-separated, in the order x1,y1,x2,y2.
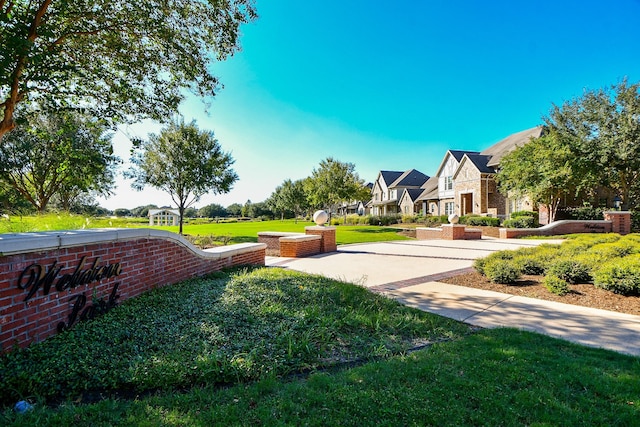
461,216,501,227
474,233,640,295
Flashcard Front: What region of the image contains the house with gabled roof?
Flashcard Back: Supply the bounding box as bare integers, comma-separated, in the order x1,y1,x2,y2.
370,169,429,215
418,126,543,218
416,176,439,215
431,150,480,216
398,188,425,215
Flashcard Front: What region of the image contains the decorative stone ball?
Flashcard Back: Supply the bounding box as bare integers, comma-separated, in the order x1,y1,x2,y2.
313,210,328,226
448,214,459,224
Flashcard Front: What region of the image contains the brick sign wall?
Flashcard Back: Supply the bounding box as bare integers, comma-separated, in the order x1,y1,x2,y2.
0,229,265,352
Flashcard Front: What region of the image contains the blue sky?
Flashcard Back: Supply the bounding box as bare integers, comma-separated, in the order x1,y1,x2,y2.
99,0,640,210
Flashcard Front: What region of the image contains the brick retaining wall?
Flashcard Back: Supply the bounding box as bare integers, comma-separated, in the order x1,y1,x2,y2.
499,220,613,238
280,236,322,257
0,229,265,352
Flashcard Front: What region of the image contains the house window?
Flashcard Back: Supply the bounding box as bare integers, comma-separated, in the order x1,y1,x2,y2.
445,176,453,191
445,202,455,216
430,203,436,214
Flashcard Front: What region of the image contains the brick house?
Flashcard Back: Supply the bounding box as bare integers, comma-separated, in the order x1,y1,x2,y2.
418,127,542,218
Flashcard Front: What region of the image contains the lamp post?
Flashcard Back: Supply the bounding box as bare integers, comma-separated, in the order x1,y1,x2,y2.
613,195,622,211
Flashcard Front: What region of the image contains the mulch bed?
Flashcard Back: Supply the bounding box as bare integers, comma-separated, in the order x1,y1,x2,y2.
440,271,640,316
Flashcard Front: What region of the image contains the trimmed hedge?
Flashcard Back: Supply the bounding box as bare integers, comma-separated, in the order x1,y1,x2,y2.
473,251,515,276
503,216,537,229
593,255,640,295
543,274,570,295
464,216,500,227
483,258,521,284
546,258,592,284
511,210,539,220
474,233,640,296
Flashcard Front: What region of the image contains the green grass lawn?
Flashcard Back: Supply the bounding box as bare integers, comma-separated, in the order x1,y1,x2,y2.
0,214,410,245
1,268,638,426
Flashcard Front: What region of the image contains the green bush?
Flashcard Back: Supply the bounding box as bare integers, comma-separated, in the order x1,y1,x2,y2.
345,214,361,225
330,217,343,226
401,214,417,224
465,216,501,227
546,258,592,284
631,211,640,232
543,274,570,295
423,215,448,227
483,258,521,284
474,251,515,276
561,205,604,220
514,255,545,275
367,215,400,226
510,210,539,220
587,241,635,260
503,216,537,228
567,233,620,246
593,255,640,295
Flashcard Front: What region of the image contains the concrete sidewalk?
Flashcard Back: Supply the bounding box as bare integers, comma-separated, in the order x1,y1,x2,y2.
267,238,640,357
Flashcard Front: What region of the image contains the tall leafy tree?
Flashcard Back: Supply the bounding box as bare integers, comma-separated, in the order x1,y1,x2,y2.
0,1,257,140
304,158,369,218
226,203,243,217
198,203,227,219
268,178,308,221
128,119,237,234
497,130,581,223
0,111,118,212
544,79,640,209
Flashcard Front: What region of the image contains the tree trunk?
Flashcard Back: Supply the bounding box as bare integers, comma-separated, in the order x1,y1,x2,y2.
179,205,185,235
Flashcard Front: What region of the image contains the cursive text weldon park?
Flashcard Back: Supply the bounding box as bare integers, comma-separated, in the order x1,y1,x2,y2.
16,256,122,331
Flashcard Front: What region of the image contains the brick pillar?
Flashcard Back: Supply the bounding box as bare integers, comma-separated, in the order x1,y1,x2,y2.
603,211,631,235
305,226,337,252
440,224,467,240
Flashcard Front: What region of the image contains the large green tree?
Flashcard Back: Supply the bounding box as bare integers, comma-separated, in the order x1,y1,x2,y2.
497,130,581,223
128,120,237,234
268,178,308,221
0,1,257,140
544,79,640,210
304,158,370,218
0,110,118,212
198,203,227,219
498,79,640,219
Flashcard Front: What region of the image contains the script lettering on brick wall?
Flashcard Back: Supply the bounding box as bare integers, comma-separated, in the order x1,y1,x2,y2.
15,256,122,332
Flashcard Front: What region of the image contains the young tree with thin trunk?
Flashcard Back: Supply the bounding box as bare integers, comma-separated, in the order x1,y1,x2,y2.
128,120,237,234
304,158,369,219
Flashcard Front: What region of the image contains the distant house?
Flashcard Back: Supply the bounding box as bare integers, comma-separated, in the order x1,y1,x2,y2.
336,182,373,217
370,169,429,216
149,208,181,226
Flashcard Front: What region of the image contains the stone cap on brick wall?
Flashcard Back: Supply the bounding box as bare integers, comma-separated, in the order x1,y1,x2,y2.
279,234,321,242
257,232,305,237
0,228,266,259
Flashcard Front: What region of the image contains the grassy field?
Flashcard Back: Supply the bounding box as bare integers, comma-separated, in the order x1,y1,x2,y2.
0,214,410,245
1,268,638,426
